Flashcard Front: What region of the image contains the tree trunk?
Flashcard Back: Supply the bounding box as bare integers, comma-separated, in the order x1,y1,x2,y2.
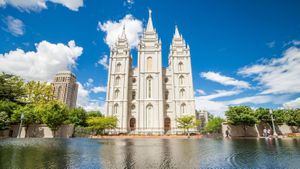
243,125,247,137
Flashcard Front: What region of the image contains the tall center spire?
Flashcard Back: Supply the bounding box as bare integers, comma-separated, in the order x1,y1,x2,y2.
146,9,154,32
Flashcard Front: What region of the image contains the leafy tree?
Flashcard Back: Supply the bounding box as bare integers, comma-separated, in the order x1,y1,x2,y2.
272,109,285,125
87,116,117,135
0,111,10,130
0,100,19,117
176,115,200,137
204,117,224,133
0,72,25,103
87,111,103,118
11,104,41,125
225,106,257,136
255,107,271,124
67,107,87,126
41,101,68,133
22,81,54,104
285,109,300,126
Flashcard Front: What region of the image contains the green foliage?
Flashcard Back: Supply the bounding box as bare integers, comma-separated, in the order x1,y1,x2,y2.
0,100,19,117
272,109,285,125
225,106,257,126
67,107,87,127
87,111,103,118
0,111,10,130
40,101,68,131
23,81,54,104
176,115,199,135
87,116,117,135
11,104,41,125
285,109,300,126
255,107,271,124
0,72,25,103
204,117,224,133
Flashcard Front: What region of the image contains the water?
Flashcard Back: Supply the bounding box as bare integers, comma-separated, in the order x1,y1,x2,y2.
0,138,299,168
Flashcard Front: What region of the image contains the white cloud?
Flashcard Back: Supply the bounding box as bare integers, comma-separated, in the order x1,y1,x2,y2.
0,0,83,12
97,54,109,70
3,16,24,36
91,86,107,94
266,41,275,48
98,14,143,49
239,46,300,94
77,82,106,113
84,78,94,88
283,97,300,109
199,90,241,100
196,89,206,95
200,71,250,89
0,40,83,81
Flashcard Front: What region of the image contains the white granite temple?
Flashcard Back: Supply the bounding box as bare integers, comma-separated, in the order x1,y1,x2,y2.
105,10,196,134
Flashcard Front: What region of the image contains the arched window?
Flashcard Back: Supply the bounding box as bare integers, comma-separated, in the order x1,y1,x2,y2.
116,63,121,72
146,76,152,98
57,86,62,98
145,104,153,128
113,103,118,114
130,118,136,130
114,89,120,99
115,76,120,86
147,57,152,71
180,89,185,98
132,90,136,100
178,62,183,71
180,103,186,114
165,90,169,100
179,75,184,85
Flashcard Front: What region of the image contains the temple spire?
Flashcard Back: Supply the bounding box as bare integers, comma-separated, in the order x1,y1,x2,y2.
146,9,154,32
174,25,180,39
120,25,127,40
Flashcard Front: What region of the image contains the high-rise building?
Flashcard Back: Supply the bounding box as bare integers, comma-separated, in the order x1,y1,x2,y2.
52,71,78,108
105,10,196,134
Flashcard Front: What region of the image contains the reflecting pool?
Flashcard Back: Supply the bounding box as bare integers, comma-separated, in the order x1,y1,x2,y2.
0,138,300,168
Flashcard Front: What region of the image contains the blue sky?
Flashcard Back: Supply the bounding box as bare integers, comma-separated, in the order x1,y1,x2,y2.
1,0,300,116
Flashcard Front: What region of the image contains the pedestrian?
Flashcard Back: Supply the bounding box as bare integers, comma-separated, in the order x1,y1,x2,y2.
263,128,267,137
267,128,271,137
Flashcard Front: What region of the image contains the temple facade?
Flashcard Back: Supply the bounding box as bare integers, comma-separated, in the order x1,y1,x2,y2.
105,10,195,134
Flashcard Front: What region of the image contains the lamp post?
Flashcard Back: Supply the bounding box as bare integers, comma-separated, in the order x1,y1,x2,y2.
269,109,278,137
17,113,24,138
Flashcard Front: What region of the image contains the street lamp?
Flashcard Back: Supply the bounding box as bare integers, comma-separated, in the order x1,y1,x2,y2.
17,113,24,138
269,109,278,137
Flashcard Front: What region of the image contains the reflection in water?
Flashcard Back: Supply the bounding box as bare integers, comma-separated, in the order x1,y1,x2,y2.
1,138,300,168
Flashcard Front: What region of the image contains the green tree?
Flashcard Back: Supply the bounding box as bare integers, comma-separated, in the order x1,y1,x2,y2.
284,109,300,126
11,104,41,125
176,115,200,137
0,72,25,103
41,101,68,134
204,117,224,133
0,100,19,117
272,109,285,125
0,111,10,130
87,111,103,118
87,116,117,135
23,81,54,104
225,105,257,136
67,107,87,126
255,107,271,124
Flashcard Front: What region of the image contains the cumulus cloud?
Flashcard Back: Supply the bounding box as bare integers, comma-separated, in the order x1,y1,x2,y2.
239,46,300,94
91,86,107,94
283,97,300,109
196,89,206,95
2,16,24,36
97,54,109,69
77,82,106,113
200,71,250,89
0,40,83,81
98,14,143,49
0,0,83,12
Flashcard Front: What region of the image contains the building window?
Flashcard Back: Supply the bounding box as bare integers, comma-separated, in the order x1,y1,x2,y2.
131,104,135,110
166,104,170,109
180,103,186,114
179,62,183,71
114,89,120,99
145,104,153,128
147,57,152,71
132,77,136,83
180,89,185,98
116,63,121,72
115,76,120,86
146,76,152,98
165,77,168,83
179,75,184,85
113,104,118,114
132,90,136,100
165,90,169,100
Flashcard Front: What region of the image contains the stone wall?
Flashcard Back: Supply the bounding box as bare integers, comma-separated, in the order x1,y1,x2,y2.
222,123,300,137
10,124,74,138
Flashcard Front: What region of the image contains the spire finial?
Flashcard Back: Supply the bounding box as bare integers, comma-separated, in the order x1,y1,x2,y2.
120,24,126,39
146,8,154,32
174,25,180,38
